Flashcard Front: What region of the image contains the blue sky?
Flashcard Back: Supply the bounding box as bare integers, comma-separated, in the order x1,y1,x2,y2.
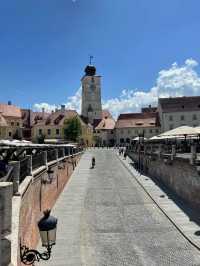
1,0,200,116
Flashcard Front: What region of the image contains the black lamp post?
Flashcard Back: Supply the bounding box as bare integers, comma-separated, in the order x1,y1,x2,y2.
20,210,57,265
138,131,144,173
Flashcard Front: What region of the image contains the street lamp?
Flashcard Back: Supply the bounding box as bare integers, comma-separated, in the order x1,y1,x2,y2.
20,210,57,265
138,131,144,173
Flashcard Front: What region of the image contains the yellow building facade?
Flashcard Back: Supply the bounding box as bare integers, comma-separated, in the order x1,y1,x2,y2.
32,106,94,146
0,103,22,140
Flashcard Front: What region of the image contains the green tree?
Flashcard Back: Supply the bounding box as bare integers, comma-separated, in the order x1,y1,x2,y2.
63,116,82,141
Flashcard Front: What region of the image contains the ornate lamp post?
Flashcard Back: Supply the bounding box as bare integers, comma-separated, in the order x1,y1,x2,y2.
20,210,57,265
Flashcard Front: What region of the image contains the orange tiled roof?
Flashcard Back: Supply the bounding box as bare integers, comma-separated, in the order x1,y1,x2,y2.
115,112,159,128
0,114,8,127
35,109,78,126
0,103,21,118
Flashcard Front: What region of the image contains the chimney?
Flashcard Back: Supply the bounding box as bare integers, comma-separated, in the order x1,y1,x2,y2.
61,105,65,112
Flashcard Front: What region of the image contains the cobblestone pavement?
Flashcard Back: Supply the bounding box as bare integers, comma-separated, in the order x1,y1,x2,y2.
81,149,200,266
40,149,200,266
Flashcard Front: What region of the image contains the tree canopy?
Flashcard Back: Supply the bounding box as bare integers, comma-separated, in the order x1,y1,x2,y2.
63,116,82,141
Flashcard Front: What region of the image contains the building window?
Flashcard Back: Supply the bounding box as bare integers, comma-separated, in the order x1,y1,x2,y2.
126,138,130,143
149,129,152,133
9,131,12,137
180,115,185,121
169,115,173,121
39,129,42,135
56,129,60,135
120,138,124,143
47,129,51,135
169,124,173,130
110,130,113,134
16,122,20,126
156,129,159,133
193,114,197,120
11,122,14,126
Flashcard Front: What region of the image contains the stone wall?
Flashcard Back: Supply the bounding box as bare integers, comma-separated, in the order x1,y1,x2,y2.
128,151,200,209
0,182,13,266
10,153,82,266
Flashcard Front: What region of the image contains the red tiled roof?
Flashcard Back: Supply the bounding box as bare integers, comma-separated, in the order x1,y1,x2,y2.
95,117,115,130
35,109,78,126
31,111,50,125
159,96,200,113
0,103,21,118
115,112,160,128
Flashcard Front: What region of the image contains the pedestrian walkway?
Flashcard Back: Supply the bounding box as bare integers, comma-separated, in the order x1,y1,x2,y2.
39,152,92,266
40,149,200,266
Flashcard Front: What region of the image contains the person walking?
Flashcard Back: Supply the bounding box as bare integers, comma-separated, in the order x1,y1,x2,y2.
91,157,95,168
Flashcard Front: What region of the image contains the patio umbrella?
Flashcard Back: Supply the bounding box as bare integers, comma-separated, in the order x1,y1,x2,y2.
158,126,199,138
132,136,147,141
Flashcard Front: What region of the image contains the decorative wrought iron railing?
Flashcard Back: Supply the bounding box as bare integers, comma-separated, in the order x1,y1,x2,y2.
20,157,30,183
47,150,56,162
32,152,44,170
0,165,14,182
58,149,64,158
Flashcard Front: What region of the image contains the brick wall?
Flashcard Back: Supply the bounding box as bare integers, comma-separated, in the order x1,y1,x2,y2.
18,154,81,266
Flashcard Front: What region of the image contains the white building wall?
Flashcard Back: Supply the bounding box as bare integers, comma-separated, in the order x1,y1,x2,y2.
95,129,114,145
161,111,200,132
115,127,160,145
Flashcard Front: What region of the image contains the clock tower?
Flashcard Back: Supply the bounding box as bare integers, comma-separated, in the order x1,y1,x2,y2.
81,64,102,124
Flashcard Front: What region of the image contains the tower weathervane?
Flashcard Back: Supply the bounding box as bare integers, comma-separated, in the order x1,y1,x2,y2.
89,55,94,65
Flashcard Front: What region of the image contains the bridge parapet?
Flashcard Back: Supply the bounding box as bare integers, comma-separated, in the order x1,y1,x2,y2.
0,143,84,266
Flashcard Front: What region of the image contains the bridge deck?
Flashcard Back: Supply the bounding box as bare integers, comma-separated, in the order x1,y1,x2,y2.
40,149,200,266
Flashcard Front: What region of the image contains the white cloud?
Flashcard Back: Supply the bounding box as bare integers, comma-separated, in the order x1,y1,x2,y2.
33,87,82,114
103,58,200,118
33,102,59,113
33,58,200,118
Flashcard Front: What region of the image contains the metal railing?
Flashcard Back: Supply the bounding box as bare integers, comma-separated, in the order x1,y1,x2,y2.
58,149,64,158
0,147,83,184
20,157,30,183
32,152,44,170
0,165,14,182
47,150,56,162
